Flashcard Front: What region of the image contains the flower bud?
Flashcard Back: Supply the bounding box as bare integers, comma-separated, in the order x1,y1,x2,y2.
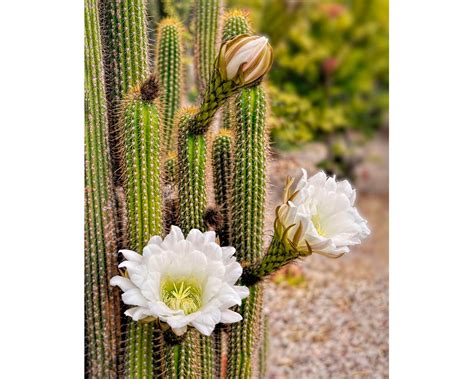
218,34,273,85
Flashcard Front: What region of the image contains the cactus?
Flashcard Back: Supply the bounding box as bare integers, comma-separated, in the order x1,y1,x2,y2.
99,0,150,179
84,0,121,376
222,9,252,41
176,107,207,234
85,1,281,377
119,76,163,377
211,129,233,246
227,85,268,378
155,18,183,153
195,0,222,93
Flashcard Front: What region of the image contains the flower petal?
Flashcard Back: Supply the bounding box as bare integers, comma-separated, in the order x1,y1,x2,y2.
220,309,242,323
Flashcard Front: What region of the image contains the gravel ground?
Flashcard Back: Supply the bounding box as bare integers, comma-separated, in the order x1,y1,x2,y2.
263,135,388,378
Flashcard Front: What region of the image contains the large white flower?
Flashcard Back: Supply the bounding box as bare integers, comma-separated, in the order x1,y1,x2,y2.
276,169,370,258
110,226,249,336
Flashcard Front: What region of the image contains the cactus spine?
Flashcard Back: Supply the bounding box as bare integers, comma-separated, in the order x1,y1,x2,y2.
195,0,222,93
155,18,183,153
84,0,121,376
119,77,163,377
100,0,150,178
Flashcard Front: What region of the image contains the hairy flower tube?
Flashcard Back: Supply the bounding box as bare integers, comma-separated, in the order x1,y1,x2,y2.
110,226,249,336
190,34,273,134
242,169,370,284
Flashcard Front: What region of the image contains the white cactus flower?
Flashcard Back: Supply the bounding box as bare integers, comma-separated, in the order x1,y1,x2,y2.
219,34,273,85
110,226,249,336
276,169,370,258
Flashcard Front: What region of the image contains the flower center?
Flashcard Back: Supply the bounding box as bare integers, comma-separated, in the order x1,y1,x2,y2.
311,214,326,237
160,278,202,315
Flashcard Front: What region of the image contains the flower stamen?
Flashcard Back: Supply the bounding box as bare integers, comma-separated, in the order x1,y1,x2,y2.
161,278,203,315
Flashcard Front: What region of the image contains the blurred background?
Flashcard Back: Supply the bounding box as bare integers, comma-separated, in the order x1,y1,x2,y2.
149,0,388,377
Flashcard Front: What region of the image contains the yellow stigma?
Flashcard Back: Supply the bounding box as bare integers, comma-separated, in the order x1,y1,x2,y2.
161,278,202,315
311,214,326,237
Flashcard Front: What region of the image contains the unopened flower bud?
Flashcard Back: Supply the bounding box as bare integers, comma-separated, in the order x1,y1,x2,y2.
218,34,273,86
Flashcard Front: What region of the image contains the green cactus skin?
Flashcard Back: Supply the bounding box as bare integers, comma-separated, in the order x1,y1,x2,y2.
258,315,269,379
211,129,233,246
99,0,150,179
164,329,201,378
84,0,122,376
155,18,183,153
194,0,221,93
242,235,300,285
119,78,163,378
222,9,251,41
231,86,267,265
227,284,264,378
177,107,207,235
164,151,177,188
227,86,267,379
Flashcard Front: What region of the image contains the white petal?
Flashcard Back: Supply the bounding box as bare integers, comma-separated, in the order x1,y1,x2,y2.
224,261,243,285
233,285,250,300
148,235,163,246
220,309,242,323
125,307,154,321
167,313,199,329
121,288,148,307
119,249,142,263
110,276,136,292
186,229,204,244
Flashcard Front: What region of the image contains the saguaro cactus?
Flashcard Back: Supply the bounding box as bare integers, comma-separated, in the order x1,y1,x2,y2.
84,0,121,376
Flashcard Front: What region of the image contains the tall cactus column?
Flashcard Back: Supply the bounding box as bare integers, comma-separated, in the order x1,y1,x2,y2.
194,0,222,93
119,77,164,378
154,18,183,153
228,85,268,379
99,0,150,179
84,0,121,376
